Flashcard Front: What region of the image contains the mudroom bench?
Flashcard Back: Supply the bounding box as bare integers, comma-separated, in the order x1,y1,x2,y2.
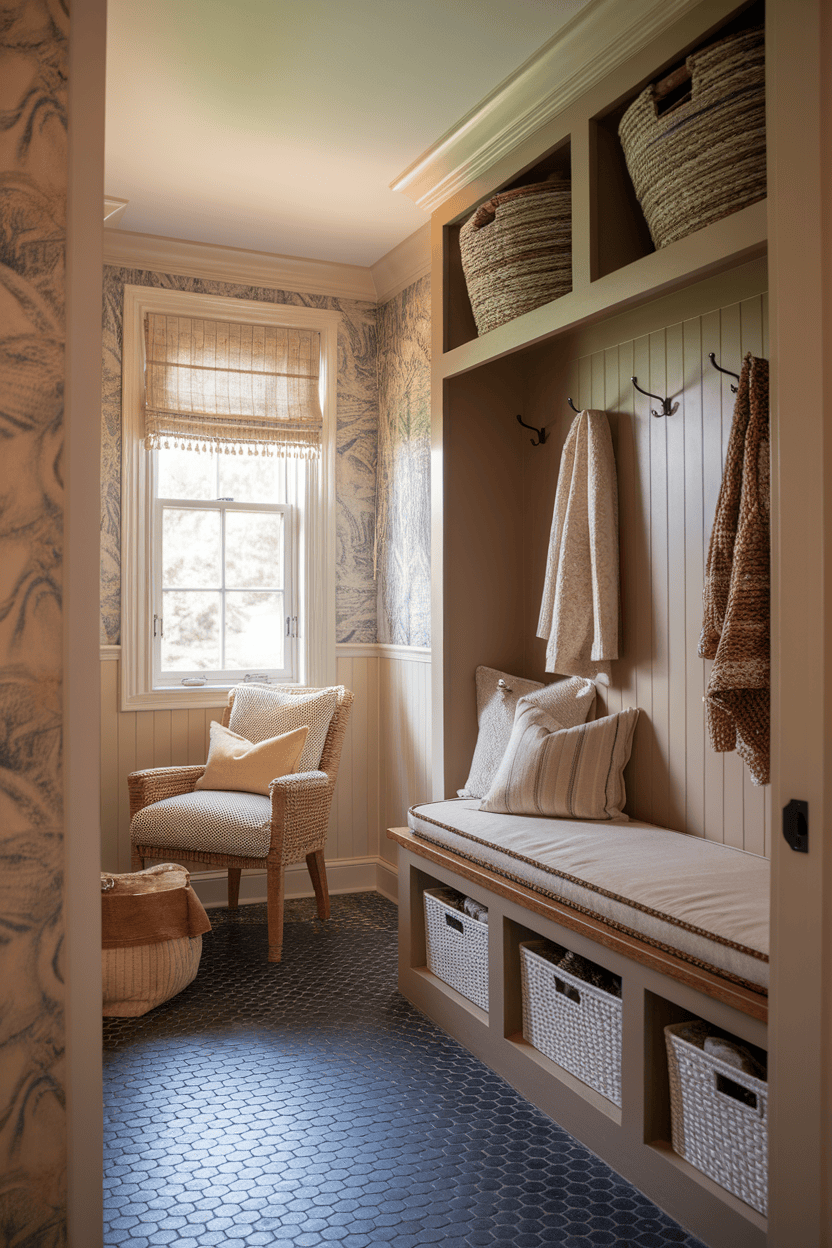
388,802,769,1248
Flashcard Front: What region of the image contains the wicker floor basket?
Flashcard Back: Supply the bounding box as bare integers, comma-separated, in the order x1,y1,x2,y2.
665,1021,768,1215
520,940,622,1107
618,27,766,250
424,887,488,1010
459,177,572,336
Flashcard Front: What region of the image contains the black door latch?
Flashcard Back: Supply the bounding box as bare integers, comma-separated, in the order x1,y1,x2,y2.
782,799,808,853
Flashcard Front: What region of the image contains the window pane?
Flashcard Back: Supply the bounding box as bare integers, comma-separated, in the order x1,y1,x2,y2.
163,509,221,587
161,591,221,670
157,447,217,500
225,592,284,670
218,454,285,504
225,512,283,588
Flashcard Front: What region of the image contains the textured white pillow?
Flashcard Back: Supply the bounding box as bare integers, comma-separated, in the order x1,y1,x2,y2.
195,721,308,796
228,685,338,773
480,702,638,821
459,667,596,799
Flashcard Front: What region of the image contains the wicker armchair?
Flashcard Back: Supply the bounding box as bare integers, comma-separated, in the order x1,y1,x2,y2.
128,684,353,963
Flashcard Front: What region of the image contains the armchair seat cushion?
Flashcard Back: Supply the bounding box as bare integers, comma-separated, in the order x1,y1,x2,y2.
131,789,272,858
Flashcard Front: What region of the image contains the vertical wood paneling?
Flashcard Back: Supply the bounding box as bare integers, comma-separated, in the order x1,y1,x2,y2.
378,653,432,855
100,657,120,872
566,294,770,854
682,316,706,839
631,332,654,825
116,703,136,872
701,307,726,843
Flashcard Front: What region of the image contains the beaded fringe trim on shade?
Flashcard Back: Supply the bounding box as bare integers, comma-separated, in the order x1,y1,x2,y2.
143,420,321,459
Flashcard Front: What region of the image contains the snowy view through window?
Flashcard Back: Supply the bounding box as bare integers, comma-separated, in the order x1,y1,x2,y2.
155,447,293,680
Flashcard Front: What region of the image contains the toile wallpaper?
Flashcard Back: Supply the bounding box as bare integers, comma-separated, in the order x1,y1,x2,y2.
101,268,379,645
0,0,69,1243
376,275,431,647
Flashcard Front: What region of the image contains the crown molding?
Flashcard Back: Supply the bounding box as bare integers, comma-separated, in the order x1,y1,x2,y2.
103,227,379,302
103,225,434,305
390,0,703,212
370,223,431,304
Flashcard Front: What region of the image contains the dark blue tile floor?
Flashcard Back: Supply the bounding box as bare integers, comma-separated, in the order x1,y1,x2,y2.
103,893,706,1247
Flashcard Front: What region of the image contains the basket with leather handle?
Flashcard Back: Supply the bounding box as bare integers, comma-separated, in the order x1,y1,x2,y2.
459,175,572,336
618,27,766,250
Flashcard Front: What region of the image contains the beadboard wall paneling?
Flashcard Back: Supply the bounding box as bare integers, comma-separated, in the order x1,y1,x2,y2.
101,645,431,892
378,648,433,868
524,289,771,856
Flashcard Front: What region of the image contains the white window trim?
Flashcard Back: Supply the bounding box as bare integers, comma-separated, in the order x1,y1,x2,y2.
120,285,338,711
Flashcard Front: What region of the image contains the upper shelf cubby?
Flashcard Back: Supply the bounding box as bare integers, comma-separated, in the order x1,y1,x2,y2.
440,0,767,373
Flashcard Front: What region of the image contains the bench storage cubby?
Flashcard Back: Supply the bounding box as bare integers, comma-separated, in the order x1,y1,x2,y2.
666,1020,768,1216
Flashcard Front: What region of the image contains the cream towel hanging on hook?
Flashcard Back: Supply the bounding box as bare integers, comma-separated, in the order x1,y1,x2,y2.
537,408,619,684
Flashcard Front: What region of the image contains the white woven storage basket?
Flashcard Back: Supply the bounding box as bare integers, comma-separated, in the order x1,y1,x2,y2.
618,27,765,250
459,176,572,336
520,940,622,1107
665,1021,768,1215
423,888,489,1011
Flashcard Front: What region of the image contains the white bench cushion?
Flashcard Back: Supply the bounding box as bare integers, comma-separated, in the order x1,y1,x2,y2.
408,799,769,992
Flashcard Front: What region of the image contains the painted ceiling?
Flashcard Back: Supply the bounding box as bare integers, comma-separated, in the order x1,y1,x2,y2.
104,0,590,266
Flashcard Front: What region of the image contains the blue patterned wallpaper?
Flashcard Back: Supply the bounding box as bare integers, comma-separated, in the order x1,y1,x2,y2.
0,0,68,1242
376,275,431,647
101,268,379,645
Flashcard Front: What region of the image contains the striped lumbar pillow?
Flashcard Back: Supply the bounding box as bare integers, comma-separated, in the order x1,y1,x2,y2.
479,702,639,821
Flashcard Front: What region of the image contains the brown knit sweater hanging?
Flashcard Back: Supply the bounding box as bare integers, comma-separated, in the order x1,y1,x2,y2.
699,353,770,784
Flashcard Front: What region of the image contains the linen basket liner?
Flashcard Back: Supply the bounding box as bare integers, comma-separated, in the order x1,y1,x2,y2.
101,885,211,949
409,801,767,995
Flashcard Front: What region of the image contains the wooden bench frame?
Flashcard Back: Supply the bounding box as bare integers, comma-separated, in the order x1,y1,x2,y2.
389,825,768,1248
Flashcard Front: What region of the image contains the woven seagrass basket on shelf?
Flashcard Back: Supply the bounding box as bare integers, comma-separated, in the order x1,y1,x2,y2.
459,175,572,336
618,26,766,250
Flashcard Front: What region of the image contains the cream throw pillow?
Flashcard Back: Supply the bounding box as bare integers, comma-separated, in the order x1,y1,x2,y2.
195,721,308,796
459,667,597,799
480,702,639,821
228,684,338,772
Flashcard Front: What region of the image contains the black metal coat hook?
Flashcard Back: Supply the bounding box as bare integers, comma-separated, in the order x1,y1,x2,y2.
708,352,739,393
516,414,547,446
567,397,580,413
631,376,679,418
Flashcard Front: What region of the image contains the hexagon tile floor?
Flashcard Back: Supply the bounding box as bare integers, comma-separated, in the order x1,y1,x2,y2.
103,892,706,1248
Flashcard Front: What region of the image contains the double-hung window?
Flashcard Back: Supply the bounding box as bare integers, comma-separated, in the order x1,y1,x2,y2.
121,287,338,710
153,447,295,688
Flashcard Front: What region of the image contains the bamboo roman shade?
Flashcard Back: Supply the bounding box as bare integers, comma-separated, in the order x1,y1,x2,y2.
143,314,323,457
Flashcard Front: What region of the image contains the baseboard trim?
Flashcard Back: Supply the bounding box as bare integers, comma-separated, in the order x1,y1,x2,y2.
191,855,398,909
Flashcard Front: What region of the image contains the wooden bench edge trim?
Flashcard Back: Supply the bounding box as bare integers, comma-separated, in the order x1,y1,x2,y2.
387,826,768,1023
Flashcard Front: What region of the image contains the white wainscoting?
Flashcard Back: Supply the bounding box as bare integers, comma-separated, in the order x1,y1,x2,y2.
100,643,431,904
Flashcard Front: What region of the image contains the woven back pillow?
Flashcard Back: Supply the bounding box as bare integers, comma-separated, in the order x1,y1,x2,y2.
229,685,338,773
195,721,308,796
480,702,639,821
459,667,596,799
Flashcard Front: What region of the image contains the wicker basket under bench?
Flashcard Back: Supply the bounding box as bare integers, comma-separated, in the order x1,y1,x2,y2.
389,823,768,1248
